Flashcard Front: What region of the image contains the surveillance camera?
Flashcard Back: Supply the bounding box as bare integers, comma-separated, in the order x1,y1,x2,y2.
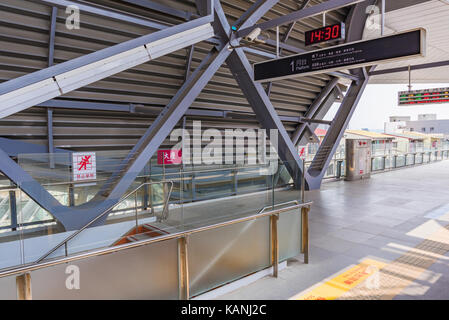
244,27,262,42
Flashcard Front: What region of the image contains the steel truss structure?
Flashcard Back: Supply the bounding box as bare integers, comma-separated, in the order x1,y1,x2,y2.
0,0,375,230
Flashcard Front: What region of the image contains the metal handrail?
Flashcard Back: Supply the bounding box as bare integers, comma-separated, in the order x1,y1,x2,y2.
35,180,174,264
0,200,312,279
257,200,301,214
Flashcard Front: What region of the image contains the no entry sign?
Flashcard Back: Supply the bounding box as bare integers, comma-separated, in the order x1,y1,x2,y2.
72,152,96,182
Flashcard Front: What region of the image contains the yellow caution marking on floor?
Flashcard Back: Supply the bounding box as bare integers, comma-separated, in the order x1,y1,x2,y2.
290,259,387,300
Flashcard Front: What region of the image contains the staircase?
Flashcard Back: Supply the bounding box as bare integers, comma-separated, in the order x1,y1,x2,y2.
113,222,170,246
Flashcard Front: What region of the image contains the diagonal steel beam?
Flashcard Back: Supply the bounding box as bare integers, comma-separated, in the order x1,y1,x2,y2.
0,47,231,231
237,0,364,38
0,0,281,231
102,0,281,200
306,69,370,189
213,0,307,187
232,0,273,29
291,77,339,145
185,45,195,81
101,47,232,201
226,48,307,187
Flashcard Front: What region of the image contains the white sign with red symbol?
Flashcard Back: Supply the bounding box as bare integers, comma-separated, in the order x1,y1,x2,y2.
298,145,308,160
157,149,182,165
72,152,96,182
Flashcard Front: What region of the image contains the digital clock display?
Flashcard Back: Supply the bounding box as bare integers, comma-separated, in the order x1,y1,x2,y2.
305,23,345,46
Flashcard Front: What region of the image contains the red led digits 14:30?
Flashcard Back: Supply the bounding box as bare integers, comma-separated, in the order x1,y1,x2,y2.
305,22,345,46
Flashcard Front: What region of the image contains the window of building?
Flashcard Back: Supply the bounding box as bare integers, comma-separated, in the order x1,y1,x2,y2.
430,127,434,132
422,128,426,132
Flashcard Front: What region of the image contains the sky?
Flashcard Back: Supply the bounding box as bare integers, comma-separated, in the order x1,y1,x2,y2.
323,83,449,131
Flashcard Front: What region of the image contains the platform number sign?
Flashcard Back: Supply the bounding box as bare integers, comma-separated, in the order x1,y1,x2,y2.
254,29,425,82
72,152,96,182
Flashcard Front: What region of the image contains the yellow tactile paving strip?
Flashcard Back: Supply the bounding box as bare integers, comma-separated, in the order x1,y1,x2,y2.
291,224,449,300
291,259,387,300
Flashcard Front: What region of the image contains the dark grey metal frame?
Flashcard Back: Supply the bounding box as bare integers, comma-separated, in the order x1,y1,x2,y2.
0,0,372,230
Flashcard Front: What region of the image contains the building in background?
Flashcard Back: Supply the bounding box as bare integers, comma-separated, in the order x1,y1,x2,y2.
385,114,449,135
384,116,410,133
404,114,449,134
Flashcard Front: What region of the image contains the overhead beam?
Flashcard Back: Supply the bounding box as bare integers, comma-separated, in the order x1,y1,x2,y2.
292,77,339,145
0,15,214,119
120,0,194,20
232,0,273,29
237,0,364,38
370,60,449,76
33,0,169,30
266,0,310,97
328,71,360,82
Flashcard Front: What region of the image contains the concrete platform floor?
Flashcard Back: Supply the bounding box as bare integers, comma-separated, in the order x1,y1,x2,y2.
217,160,449,300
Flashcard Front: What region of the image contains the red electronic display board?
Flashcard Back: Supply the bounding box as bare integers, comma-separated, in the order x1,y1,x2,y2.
398,87,449,105
305,23,345,46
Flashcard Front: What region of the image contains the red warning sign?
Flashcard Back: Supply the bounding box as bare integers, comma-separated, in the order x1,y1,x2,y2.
157,149,182,165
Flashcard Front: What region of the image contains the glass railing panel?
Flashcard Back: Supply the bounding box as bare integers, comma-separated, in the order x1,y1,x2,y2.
2,151,305,269
188,216,271,297
395,155,406,167
371,157,384,171
415,153,423,164
406,154,415,166
18,153,71,206
0,189,11,233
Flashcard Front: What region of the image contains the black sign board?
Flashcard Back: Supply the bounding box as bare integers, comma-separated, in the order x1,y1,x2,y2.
254,29,426,82
305,22,345,46
398,87,449,105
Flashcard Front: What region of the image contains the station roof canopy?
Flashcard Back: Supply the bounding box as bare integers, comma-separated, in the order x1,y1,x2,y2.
367,0,449,84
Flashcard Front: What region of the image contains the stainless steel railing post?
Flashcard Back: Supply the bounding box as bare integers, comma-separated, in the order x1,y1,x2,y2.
16,273,32,300
178,236,189,300
270,214,279,278
301,206,309,264
134,191,138,230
